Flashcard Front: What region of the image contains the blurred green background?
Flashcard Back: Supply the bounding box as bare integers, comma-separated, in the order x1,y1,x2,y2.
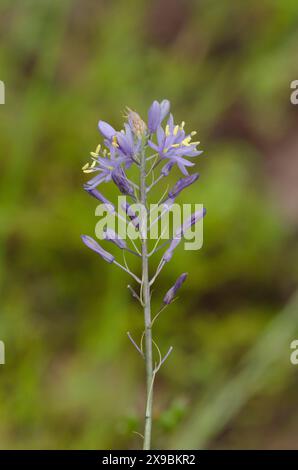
1,0,298,449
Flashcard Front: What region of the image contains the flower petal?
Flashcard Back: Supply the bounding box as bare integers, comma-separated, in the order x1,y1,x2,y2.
98,120,116,140
148,100,161,133
160,99,170,121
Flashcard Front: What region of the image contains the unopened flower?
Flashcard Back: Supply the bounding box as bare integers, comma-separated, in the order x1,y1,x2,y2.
84,186,115,213
121,201,139,229
161,161,174,177
178,207,206,237
162,237,182,263
81,235,114,263
168,173,199,199
112,168,135,197
103,228,127,249
148,99,170,133
163,273,188,304
163,208,206,262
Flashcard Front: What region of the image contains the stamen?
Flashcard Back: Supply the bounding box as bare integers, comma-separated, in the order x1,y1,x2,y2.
182,136,192,146
112,136,119,148
173,125,179,136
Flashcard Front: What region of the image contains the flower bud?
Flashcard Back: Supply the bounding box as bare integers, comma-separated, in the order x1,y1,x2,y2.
81,235,114,263
163,208,206,262
168,173,199,199
121,202,139,229
148,99,170,133
163,273,188,304
161,161,174,177
176,207,206,237
112,169,134,197
163,237,182,263
84,186,115,213
103,228,127,249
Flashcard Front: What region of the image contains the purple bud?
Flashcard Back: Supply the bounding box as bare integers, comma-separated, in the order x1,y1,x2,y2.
148,100,161,133
121,202,139,229
163,208,206,262
163,197,175,210
163,237,182,263
149,198,175,235
148,99,171,133
160,99,170,121
161,161,175,177
163,273,188,304
177,207,206,237
84,186,115,213
168,173,199,199
98,120,116,140
81,235,114,263
103,228,127,249
112,169,134,197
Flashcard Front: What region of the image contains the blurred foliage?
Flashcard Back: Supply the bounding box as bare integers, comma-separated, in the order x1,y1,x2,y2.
0,0,298,449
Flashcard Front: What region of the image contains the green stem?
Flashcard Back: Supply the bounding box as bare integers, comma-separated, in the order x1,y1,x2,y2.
140,145,153,450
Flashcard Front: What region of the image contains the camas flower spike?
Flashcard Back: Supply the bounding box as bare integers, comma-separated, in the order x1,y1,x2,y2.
81,100,206,450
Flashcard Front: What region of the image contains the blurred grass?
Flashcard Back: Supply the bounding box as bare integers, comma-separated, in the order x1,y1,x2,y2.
0,0,298,449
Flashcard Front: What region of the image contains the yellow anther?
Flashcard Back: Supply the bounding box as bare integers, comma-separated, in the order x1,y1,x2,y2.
182,136,192,146
112,136,119,148
191,131,197,136
171,143,180,148
180,121,185,129
165,125,170,136
173,125,179,136
90,144,101,158
82,160,96,173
